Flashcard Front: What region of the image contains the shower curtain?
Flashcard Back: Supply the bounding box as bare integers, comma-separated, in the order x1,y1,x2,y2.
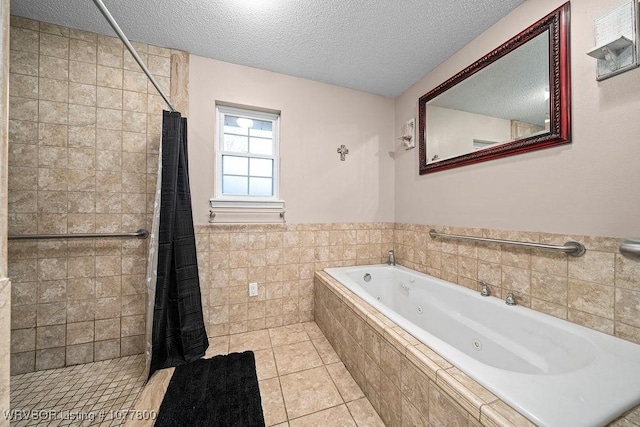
145,110,209,379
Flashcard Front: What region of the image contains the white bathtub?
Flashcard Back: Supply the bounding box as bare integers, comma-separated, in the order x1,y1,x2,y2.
324,264,640,427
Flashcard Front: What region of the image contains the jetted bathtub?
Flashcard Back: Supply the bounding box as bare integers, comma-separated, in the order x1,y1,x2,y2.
324,264,640,427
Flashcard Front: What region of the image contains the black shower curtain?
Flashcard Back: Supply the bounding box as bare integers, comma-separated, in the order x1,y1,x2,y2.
150,111,209,378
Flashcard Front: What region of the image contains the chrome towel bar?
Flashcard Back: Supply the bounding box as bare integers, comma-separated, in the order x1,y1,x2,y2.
429,229,586,257
8,229,149,241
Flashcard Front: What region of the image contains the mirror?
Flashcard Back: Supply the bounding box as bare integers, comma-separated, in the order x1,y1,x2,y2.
419,3,570,174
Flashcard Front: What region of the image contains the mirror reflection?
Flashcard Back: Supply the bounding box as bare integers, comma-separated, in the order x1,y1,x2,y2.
426,31,550,164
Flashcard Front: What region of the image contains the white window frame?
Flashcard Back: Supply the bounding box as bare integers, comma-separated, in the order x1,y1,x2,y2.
211,105,284,211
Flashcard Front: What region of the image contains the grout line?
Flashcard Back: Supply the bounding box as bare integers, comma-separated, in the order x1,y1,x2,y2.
286,402,350,424
273,375,289,425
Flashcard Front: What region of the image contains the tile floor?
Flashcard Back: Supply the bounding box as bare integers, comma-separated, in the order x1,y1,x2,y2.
131,321,385,426
9,355,147,427
8,322,384,427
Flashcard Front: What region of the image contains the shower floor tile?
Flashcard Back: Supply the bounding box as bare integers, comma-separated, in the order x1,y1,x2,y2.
128,321,384,426
9,355,146,427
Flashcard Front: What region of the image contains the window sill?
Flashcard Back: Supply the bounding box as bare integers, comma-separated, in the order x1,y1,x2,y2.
209,198,286,223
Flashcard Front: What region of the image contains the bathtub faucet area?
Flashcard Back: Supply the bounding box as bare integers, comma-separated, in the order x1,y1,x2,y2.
388,249,395,265
479,280,490,297
505,290,521,306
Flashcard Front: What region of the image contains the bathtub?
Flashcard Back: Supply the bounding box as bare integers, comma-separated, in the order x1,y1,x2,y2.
323,264,640,427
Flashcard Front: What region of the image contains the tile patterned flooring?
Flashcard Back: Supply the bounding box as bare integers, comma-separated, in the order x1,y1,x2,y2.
130,321,385,426
231,322,384,426
9,322,384,426
9,355,147,426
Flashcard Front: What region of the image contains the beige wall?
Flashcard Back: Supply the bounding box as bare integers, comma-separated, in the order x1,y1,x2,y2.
188,55,395,225
394,0,640,238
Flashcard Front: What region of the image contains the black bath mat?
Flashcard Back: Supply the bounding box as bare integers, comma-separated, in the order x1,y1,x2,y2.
155,351,265,427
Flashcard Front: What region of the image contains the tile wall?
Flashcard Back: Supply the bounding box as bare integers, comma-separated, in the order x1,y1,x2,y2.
194,223,394,338
1,0,11,416
7,16,182,374
393,223,640,345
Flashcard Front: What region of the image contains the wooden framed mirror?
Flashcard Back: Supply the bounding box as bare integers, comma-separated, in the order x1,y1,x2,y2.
419,3,570,174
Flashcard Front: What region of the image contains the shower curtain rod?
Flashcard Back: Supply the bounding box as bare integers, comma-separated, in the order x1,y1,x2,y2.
92,0,177,112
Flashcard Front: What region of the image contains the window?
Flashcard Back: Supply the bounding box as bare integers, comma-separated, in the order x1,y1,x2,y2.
212,105,283,213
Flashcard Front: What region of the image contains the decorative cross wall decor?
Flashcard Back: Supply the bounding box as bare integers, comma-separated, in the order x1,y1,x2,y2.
337,145,349,161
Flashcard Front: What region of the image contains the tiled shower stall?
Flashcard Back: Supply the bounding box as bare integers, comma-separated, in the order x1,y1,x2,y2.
7,16,178,374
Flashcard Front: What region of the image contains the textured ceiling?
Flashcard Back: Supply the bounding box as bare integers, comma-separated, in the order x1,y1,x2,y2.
429,31,550,125
11,0,525,97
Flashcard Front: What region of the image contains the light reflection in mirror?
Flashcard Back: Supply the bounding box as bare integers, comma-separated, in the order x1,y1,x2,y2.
425,30,550,164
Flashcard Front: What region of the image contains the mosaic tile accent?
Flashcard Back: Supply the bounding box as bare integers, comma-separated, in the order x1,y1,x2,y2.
9,355,146,426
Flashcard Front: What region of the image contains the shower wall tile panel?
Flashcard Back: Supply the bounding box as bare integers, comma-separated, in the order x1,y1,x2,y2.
7,16,179,374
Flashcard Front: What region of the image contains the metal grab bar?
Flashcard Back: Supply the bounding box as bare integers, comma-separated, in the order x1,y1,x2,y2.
429,229,586,257
620,238,640,261
8,229,149,241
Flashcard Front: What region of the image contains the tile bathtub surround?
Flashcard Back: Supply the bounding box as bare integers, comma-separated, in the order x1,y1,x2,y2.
7,16,188,374
314,271,640,427
393,223,640,346
195,222,394,339
128,322,384,427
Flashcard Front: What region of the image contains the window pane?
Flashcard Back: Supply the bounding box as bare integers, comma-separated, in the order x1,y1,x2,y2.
224,115,248,136
222,155,248,176
249,120,272,138
224,124,247,136
218,107,279,200
222,175,248,195
250,158,273,178
249,137,273,155
249,177,273,196
250,128,272,138
223,134,249,153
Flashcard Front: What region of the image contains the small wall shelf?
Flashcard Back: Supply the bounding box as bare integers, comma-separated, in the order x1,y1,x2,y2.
587,0,639,80
587,35,633,60
398,118,415,150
